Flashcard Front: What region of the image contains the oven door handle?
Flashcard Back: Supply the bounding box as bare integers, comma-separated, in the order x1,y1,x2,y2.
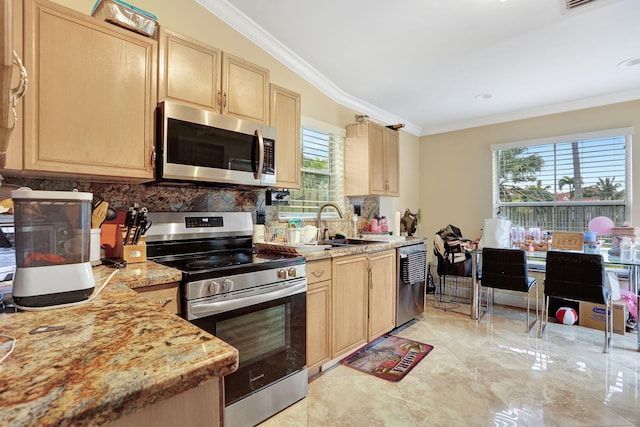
188,279,306,319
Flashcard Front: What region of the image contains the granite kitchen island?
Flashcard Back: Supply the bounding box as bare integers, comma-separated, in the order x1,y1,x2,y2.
0,262,238,426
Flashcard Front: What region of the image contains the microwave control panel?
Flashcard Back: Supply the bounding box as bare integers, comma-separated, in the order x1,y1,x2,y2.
263,140,275,174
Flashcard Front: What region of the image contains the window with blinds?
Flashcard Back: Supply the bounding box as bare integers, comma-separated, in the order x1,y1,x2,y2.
492,128,632,233
279,126,345,219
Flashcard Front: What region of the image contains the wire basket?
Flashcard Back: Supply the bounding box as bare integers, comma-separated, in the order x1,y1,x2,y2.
264,227,319,245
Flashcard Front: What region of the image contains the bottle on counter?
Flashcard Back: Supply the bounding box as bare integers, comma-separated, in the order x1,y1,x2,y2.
379,216,388,232
620,237,632,263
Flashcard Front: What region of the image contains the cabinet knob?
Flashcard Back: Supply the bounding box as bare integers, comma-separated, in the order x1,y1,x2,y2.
311,269,325,278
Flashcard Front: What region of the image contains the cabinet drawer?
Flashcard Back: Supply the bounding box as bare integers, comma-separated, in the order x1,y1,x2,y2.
135,282,181,315
307,259,331,284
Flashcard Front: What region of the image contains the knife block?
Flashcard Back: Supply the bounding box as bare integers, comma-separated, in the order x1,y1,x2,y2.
115,225,147,263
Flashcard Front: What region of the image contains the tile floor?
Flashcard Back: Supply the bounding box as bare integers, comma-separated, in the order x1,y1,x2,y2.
260,300,640,426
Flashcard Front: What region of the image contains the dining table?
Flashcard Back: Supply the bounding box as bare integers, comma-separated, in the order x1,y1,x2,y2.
470,248,640,351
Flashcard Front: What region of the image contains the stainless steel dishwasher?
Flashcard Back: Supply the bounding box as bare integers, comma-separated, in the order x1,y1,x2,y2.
396,241,427,327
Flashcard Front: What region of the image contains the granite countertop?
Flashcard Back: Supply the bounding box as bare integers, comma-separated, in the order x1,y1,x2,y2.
0,261,238,426
302,236,427,261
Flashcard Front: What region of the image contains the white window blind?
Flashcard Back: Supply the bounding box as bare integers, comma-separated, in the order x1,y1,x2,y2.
279,126,345,219
492,129,632,233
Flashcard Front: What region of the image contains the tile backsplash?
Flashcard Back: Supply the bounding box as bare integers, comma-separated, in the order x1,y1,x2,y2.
1,176,380,232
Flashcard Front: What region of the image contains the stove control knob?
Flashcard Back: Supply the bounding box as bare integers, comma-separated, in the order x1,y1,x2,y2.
278,269,287,279
207,280,221,294
222,278,234,292
288,268,297,278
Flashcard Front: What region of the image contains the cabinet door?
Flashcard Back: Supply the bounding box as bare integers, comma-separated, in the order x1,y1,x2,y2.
270,84,301,189
307,279,331,372
332,254,368,358
2,0,23,170
368,250,397,341
158,27,221,111
222,52,269,124
368,123,387,195
134,282,181,315
23,0,156,179
385,129,400,196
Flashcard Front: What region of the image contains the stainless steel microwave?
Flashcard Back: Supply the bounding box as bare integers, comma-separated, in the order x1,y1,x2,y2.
155,101,276,186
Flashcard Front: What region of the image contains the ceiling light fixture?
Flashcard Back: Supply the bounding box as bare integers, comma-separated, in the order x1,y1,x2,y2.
617,57,640,68
475,93,494,100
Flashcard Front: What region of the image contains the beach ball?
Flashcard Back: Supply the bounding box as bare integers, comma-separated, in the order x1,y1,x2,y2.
588,216,615,235
556,307,578,325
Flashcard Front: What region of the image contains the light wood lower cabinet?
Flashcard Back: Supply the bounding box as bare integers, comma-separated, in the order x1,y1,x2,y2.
134,282,181,315
331,254,369,358
306,258,332,373
108,379,221,427
307,251,398,368
367,249,397,341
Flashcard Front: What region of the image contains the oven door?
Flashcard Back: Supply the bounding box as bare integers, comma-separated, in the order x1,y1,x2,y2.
189,280,306,406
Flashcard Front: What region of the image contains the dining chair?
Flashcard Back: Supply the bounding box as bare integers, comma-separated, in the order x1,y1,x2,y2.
539,250,612,353
479,247,538,332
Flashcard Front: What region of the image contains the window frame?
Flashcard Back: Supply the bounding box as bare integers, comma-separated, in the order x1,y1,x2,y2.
278,117,346,221
491,127,634,233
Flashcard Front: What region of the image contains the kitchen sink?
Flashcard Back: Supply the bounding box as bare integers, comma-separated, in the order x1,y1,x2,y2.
320,238,382,247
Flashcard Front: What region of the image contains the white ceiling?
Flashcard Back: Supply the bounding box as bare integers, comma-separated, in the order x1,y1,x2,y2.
197,0,640,136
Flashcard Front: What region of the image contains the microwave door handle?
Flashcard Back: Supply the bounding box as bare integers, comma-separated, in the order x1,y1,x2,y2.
254,129,264,180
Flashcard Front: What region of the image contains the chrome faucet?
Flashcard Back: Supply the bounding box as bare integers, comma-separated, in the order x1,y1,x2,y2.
316,202,344,238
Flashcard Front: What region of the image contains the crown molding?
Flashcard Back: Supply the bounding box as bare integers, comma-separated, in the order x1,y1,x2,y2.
195,0,422,136
422,88,640,136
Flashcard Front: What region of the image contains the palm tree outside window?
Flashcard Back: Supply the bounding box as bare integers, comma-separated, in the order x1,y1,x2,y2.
493,128,632,240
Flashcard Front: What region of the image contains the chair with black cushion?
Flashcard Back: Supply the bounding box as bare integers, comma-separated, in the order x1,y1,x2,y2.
539,250,611,353
479,247,538,332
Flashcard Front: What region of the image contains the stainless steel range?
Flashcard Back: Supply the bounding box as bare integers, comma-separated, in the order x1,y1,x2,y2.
146,212,307,427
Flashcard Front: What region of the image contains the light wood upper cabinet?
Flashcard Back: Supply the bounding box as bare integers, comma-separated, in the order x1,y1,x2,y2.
345,122,400,196
158,28,269,124
367,249,397,341
158,28,221,111
2,0,23,171
270,84,301,189
1,0,14,165
21,0,156,179
223,53,269,124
